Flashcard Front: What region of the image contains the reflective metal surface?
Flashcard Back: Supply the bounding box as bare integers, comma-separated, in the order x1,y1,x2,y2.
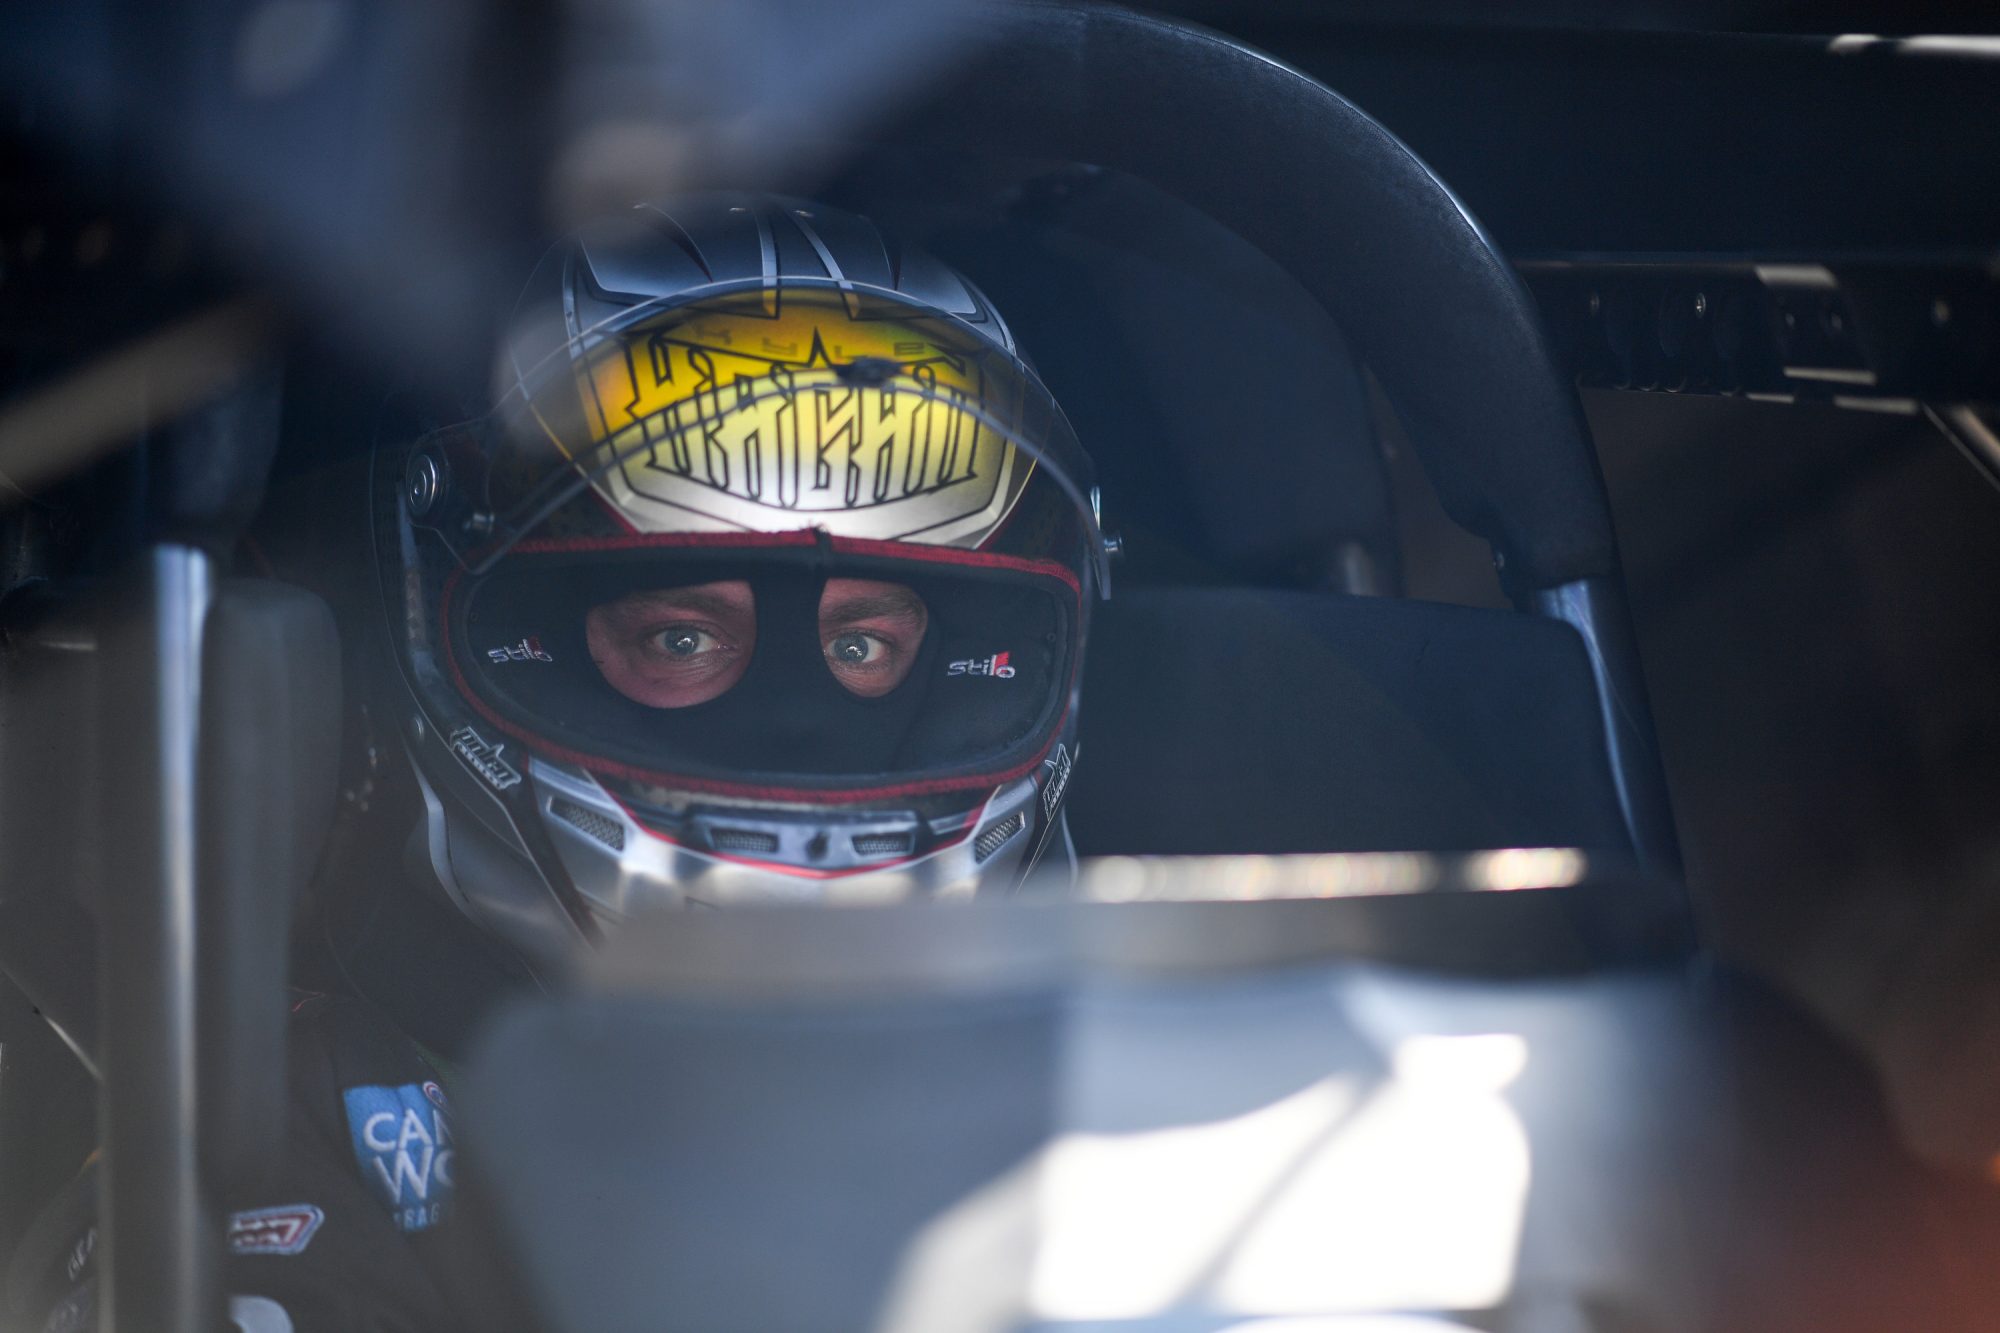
95,545,218,1333
1533,576,1683,878
532,761,1045,916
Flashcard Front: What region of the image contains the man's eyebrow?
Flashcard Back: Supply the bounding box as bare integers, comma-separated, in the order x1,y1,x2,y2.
820,589,926,623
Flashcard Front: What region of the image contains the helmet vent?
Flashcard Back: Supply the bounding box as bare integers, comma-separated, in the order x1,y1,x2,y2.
710,827,781,855
550,797,626,851
852,831,915,858
973,812,1029,863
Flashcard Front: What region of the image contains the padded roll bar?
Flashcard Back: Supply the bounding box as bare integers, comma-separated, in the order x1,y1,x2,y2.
878,1,1615,591
864,2,1680,869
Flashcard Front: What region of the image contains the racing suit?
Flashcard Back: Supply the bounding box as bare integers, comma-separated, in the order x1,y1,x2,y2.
9,992,470,1333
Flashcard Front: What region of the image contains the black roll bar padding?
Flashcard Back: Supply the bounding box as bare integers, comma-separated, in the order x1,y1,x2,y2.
868,0,1620,594
852,2,1680,871
82,574,339,1332
197,579,344,1192
84,370,295,1332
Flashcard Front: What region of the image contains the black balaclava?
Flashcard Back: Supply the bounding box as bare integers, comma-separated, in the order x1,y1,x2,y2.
453,547,1069,792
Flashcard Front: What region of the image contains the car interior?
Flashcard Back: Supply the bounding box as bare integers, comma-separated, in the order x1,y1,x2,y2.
3,1,1999,1329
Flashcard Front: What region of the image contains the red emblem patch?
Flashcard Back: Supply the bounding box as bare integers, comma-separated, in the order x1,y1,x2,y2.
227,1205,325,1256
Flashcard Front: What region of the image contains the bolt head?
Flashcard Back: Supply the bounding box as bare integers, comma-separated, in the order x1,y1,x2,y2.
405,452,442,517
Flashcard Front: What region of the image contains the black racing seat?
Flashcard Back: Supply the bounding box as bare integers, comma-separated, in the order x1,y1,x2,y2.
929,169,1397,593
0,576,343,1270
1068,587,1634,858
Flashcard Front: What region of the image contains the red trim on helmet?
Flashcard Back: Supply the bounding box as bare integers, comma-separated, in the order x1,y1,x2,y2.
597,788,984,879
435,536,1080,805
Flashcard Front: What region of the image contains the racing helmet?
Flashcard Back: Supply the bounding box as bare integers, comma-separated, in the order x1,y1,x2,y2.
373,195,1111,967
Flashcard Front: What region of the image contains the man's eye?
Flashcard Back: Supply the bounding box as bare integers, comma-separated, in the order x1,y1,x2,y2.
651,626,721,658
826,632,885,666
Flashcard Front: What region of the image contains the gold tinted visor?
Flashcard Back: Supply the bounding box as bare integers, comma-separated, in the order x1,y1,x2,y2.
414,282,1090,574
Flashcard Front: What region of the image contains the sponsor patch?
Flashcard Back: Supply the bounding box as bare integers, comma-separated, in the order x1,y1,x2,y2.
449,725,522,791
486,636,553,664
947,651,1016,679
342,1083,456,1233
1041,742,1073,820
227,1205,324,1257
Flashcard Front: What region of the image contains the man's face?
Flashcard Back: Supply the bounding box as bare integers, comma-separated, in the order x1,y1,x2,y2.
585,579,929,709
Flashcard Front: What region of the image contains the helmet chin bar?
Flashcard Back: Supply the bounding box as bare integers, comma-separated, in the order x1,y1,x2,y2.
405,754,595,977
404,732,1078,971
529,761,1054,915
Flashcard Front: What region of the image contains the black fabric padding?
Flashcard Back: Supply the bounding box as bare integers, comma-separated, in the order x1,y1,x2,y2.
868,3,1618,589
936,173,1392,586
1068,588,1632,855
198,579,343,1187
457,551,1073,788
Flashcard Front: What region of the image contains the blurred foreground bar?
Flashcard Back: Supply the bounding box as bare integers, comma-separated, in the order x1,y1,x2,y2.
586,853,1689,998
460,862,1871,1333
1066,847,1593,902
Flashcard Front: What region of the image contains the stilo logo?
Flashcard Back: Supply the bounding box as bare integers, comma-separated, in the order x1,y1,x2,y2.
948,651,1016,679
487,636,552,664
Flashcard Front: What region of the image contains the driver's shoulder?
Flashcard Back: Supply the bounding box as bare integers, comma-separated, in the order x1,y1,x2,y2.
7,992,463,1333
285,989,451,1114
